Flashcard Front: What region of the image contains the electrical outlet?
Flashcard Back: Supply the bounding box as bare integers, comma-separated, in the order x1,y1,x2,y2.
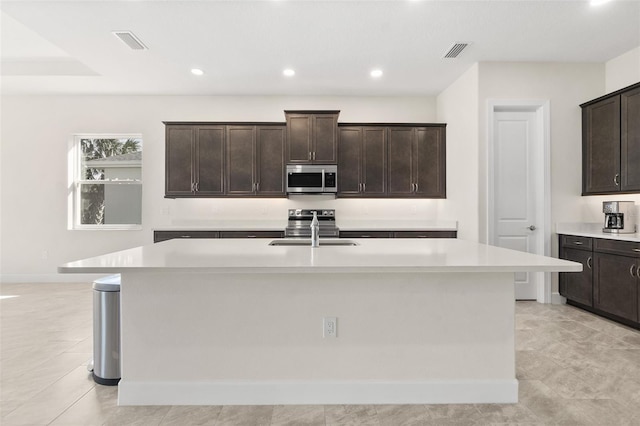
323,317,337,338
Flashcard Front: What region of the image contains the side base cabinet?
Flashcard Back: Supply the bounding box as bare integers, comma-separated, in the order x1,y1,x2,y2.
559,234,640,329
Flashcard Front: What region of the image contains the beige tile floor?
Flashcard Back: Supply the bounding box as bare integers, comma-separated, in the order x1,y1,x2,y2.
1,282,640,426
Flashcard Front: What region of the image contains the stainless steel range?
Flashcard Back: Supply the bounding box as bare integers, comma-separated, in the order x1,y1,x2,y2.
284,209,339,238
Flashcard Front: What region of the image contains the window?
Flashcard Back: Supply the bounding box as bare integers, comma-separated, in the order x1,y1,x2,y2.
71,135,143,230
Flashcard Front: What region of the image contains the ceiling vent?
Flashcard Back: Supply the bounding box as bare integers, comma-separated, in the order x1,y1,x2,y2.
113,31,148,50
443,42,469,59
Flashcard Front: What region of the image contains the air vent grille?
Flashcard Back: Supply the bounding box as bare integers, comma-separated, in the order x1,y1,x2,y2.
443,43,469,59
113,31,148,50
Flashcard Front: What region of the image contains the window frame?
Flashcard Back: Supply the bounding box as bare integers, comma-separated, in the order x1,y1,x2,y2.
70,133,143,231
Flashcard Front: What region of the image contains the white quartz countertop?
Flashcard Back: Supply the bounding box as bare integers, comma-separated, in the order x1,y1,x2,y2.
154,220,457,232
59,238,579,274
556,223,640,243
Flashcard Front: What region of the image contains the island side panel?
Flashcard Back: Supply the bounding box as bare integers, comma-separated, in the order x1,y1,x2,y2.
118,271,516,405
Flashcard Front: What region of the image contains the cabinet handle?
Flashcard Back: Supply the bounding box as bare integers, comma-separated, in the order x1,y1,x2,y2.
587,256,592,269
256,182,260,192
252,182,256,192
196,182,199,191
313,151,316,160
637,265,640,279
361,235,371,238
614,174,620,186
181,235,192,238
630,264,636,278
362,182,366,192
574,241,583,245
247,235,257,238
358,183,362,192
633,248,640,253
308,152,312,160
191,182,195,192
415,183,418,192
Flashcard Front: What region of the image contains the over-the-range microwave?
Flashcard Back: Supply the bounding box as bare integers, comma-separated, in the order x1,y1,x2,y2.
285,164,337,195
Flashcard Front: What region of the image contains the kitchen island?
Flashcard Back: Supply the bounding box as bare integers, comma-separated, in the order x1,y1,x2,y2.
59,238,580,406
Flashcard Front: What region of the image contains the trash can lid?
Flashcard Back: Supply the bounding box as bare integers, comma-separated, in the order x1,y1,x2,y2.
93,274,121,292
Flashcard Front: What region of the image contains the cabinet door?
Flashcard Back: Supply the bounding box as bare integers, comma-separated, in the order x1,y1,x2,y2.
387,128,414,195
583,96,621,194
337,127,362,195
166,126,195,196
286,115,312,163
362,127,386,196
226,126,256,195
313,114,338,163
414,127,446,198
256,126,285,196
559,247,593,307
196,126,225,195
621,87,640,191
593,252,638,322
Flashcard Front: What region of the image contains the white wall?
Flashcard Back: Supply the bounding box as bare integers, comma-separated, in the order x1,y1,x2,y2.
605,46,640,93
0,95,438,282
436,64,479,242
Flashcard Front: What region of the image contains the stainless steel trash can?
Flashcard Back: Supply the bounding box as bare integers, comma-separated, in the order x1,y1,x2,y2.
92,274,121,385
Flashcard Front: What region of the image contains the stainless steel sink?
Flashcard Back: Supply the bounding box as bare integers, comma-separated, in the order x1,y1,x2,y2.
268,239,358,246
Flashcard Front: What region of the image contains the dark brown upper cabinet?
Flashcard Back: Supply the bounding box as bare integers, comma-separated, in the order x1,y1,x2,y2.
226,125,286,197
338,126,386,197
165,125,225,197
582,82,640,195
387,125,446,198
285,111,339,164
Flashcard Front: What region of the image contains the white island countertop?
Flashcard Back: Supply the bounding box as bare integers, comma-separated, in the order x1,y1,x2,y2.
59,238,580,274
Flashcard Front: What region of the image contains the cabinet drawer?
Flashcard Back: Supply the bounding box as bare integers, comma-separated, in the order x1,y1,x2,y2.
154,231,219,243
394,231,457,238
339,231,392,238
560,235,593,250
594,238,640,257
218,231,284,239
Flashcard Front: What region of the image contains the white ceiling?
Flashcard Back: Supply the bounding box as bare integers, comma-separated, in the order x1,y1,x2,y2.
1,0,639,96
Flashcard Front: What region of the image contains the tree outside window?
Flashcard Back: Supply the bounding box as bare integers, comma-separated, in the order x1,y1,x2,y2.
74,135,143,229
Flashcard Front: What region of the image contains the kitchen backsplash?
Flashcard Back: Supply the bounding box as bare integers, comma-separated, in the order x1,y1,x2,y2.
160,197,448,225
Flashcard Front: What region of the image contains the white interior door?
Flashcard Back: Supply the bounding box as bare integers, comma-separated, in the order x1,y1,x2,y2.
492,110,541,300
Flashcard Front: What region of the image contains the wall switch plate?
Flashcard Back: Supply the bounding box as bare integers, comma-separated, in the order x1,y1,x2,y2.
323,317,337,338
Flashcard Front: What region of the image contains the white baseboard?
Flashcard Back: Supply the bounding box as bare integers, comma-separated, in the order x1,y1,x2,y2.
118,380,519,406
1,273,104,283
551,292,566,305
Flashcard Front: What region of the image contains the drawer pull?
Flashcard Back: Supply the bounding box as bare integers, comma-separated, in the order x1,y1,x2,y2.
633,249,640,252
574,241,583,245
637,266,640,279
630,265,636,278
181,235,192,238
247,235,257,238
361,235,371,238
587,257,592,269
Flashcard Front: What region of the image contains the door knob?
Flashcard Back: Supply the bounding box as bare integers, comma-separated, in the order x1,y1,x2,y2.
528,225,537,231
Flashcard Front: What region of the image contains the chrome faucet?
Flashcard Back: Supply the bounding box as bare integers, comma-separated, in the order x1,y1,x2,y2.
310,211,319,248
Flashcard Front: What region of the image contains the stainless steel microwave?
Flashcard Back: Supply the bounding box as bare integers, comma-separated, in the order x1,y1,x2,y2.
285,164,337,194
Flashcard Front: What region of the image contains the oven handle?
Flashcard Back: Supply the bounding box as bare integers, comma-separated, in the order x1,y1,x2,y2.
322,169,325,192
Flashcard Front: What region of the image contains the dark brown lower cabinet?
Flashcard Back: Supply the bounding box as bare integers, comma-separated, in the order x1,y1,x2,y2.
559,247,593,307
218,231,284,239
153,231,220,243
559,234,640,329
593,252,638,323
154,230,283,243
339,230,456,239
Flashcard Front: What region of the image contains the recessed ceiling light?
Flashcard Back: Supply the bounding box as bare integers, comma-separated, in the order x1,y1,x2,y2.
370,69,383,78
283,68,295,77
590,0,612,6
191,68,204,76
